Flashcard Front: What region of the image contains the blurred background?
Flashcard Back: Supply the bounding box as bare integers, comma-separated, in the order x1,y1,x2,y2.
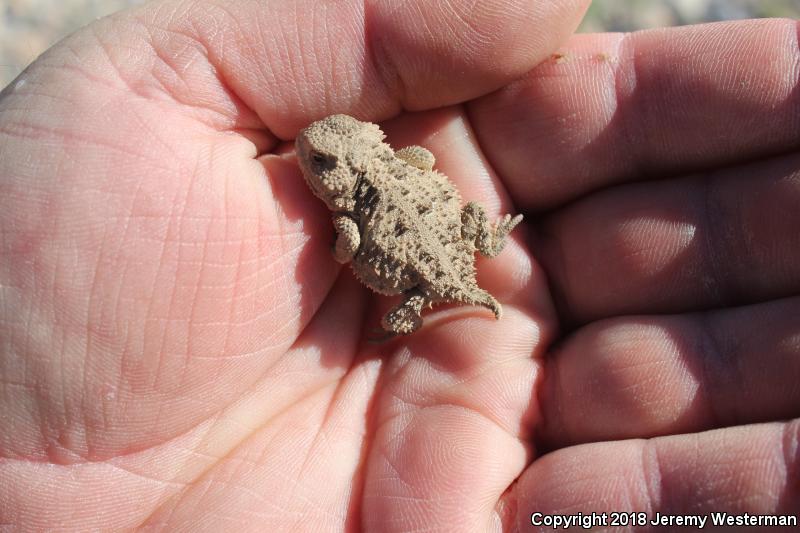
1,0,799,89
579,0,799,32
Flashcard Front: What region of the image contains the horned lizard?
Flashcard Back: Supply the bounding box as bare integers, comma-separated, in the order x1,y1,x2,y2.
296,114,522,335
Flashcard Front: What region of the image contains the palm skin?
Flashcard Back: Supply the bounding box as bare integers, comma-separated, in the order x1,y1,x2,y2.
1,1,798,531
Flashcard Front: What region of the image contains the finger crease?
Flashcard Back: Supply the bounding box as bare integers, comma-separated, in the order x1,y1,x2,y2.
363,0,407,109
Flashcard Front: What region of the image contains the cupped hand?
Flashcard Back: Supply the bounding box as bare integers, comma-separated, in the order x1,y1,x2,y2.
1,1,798,530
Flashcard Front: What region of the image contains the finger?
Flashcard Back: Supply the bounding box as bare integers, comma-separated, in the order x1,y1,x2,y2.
538,297,800,449
513,421,800,532
468,19,800,210
65,0,591,139
535,152,800,323
362,310,543,532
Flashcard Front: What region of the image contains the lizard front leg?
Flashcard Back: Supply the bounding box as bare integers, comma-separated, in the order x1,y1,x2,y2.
332,214,360,264
395,145,435,171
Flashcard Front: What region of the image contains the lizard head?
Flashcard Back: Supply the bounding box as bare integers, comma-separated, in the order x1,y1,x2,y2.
296,114,386,213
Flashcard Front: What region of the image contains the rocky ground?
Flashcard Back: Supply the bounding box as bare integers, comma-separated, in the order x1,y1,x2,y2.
1,0,799,88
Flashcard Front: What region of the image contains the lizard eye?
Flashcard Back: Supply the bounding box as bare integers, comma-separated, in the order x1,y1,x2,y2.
310,151,334,169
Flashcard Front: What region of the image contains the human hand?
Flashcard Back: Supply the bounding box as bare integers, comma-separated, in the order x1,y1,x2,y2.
475,17,800,531
0,1,797,531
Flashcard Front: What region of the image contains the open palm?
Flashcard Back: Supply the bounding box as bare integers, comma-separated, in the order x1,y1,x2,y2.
1,1,798,531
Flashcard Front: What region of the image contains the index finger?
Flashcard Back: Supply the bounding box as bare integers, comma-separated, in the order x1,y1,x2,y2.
469,19,800,210
116,0,590,138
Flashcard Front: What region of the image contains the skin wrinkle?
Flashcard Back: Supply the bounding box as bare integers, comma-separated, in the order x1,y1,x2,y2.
0,84,75,110
105,192,137,432
133,3,268,132
148,380,348,528
130,172,182,398
141,24,220,113
544,219,575,324
218,174,244,372
137,109,188,171
0,120,169,168
88,22,142,102
441,0,483,54
53,151,78,463
257,13,293,119
344,359,380,533
363,0,406,112
2,363,228,467
147,154,198,394
696,175,728,304
0,467,166,528
30,147,62,462
695,310,735,430
80,179,156,443
135,277,367,522
316,7,333,112
54,38,117,88
640,434,663,513
207,2,274,127
387,377,527,445
259,197,324,344
281,2,305,116
78,207,106,460
722,320,760,428
288,407,345,522
316,6,342,114
341,12,372,112
17,289,35,457
139,35,183,102
611,31,647,183
103,21,179,103
177,186,215,390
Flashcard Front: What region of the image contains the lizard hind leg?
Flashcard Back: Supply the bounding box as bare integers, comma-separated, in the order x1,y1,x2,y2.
461,201,523,258
460,287,502,320
381,289,429,335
